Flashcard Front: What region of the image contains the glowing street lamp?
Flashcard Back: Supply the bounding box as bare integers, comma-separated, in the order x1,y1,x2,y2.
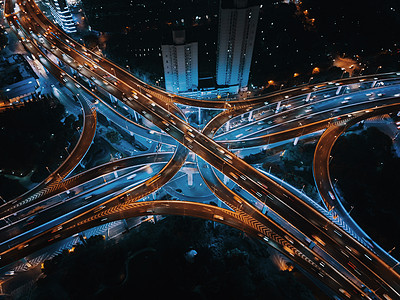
312,67,320,74
110,67,116,77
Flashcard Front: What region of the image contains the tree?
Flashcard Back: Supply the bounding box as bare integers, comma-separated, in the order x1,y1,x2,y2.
106,130,121,144
0,31,8,50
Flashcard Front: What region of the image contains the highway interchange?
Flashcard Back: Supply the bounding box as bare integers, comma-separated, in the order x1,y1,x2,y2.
1,0,400,299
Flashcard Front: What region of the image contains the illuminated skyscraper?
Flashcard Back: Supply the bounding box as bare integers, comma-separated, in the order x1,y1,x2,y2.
162,30,198,93
216,0,260,90
46,0,76,33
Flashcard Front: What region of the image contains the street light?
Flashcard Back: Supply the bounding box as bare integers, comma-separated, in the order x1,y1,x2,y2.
340,68,346,79
110,67,116,77
391,261,400,270
375,65,382,74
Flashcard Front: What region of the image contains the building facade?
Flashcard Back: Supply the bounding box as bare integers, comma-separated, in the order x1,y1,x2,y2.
162,30,198,94
46,0,77,33
216,0,260,90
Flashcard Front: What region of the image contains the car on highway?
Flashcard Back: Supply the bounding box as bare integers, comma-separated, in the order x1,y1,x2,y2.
229,172,238,180
23,215,36,227
338,288,351,298
4,271,15,276
312,235,326,247
213,215,224,221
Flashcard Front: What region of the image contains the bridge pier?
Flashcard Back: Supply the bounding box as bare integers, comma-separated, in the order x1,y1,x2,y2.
187,172,193,186
198,107,201,125
122,219,129,231
132,110,138,122
109,93,118,103
78,233,87,245
223,174,229,185
275,101,281,113
225,119,230,131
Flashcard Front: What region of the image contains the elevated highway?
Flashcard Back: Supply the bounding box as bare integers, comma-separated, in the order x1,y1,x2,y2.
1,0,400,299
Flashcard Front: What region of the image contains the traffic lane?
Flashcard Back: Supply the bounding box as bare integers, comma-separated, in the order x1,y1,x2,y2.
15,1,400,292
313,106,400,265
177,116,394,295
0,15,96,217
195,157,370,299
1,199,365,299
1,157,174,232
27,14,400,300
0,152,175,223
154,74,400,296
214,84,400,145
24,8,189,145
232,160,400,298
0,163,168,247
95,99,177,146
200,112,400,296
23,0,400,111
213,87,348,141
4,11,191,251
218,95,400,149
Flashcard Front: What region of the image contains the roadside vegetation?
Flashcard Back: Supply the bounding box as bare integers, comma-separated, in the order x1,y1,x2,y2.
331,126,400,259
0,95,81,200
31,216,321,300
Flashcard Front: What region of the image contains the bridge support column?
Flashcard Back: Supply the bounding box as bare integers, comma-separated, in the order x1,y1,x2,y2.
198,107,201,125
132,110,138,122
248,111,253,121
223,174,229,184
188,172,193,186
67,65,74,74
275,101,281,113
109,93,118,103
122,219,129,231
21,257,31,268
225,120,230,131
79,233,87,245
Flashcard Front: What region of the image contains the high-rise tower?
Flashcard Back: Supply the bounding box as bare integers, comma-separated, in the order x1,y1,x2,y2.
162,30,198,94
216,0,259,90
46,0,77,34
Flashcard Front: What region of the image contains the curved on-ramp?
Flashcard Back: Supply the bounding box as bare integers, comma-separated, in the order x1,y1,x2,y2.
313,102,400,272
